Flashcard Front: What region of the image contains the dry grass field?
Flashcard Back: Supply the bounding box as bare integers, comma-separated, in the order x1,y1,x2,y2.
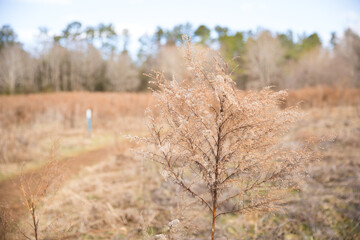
0,87,359,239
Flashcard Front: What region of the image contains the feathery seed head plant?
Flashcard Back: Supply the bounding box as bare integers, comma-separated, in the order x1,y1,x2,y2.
137,36,314,239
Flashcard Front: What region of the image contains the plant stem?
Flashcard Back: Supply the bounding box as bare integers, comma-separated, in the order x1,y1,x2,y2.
211,193,217,240
31,207,38,240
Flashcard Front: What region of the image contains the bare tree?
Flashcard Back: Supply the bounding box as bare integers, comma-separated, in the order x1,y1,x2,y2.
335,29,360,87
135,37,313,239
283,33,360,89
155,45,185,81
82,44,104,91
0,44,32,93
17,142,62,240
106,52,140,91
283,48,335,88
246,31,284,88
37,43,68,91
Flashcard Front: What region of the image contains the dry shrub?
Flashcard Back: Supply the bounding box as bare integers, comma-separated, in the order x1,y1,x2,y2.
136,37,316,239
15,141,63,240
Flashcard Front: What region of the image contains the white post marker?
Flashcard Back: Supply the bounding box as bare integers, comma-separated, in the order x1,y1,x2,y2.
86,109,92,137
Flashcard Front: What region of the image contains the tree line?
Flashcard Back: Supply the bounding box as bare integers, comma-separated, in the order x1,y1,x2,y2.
0,22,359,94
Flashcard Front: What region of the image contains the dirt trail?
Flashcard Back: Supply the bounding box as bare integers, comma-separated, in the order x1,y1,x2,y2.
0,146,115,221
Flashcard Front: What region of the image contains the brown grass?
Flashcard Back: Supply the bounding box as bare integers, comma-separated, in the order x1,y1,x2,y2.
284,85,360,108
0,87,359,126
0,87,358,128
0,92,153,128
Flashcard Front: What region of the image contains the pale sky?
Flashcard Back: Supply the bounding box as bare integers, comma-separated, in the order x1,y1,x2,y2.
1,0,360,57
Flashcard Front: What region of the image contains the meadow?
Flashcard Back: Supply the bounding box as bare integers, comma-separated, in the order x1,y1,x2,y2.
0,87,359,239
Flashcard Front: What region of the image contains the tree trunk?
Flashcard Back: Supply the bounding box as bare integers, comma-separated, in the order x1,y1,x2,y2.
9,70,16,94
211,200,217,240
31,207,38,240
212,102,222,240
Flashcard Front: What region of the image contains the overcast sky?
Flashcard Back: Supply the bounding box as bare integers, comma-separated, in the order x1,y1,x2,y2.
1,0,360,56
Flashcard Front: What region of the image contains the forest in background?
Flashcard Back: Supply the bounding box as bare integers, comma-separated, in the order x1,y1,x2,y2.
0,22,359,94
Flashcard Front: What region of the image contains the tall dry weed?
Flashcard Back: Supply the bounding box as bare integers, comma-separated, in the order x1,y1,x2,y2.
15,141,63,240
135,36,317,239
